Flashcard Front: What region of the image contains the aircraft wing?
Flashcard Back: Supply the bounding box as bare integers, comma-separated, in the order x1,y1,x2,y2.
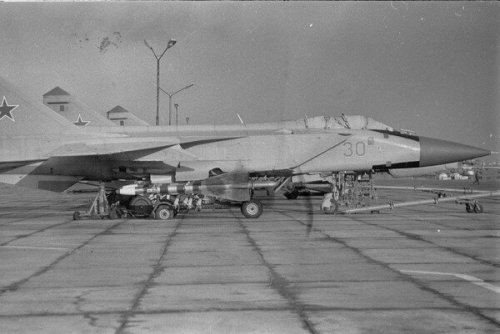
0,159,48,173
0,135,182,191
7,135,249,191
48,137,180,157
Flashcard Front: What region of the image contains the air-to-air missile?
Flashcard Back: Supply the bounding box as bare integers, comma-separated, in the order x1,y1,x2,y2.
116,173,278,202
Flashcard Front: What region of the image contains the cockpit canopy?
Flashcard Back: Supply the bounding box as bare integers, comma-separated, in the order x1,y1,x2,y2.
297,115,393,131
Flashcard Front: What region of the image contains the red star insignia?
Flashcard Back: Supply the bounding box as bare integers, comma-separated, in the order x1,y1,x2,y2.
0,96,19,122
73,114,91,126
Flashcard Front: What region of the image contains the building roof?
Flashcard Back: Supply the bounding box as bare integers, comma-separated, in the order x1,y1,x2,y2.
106,105,149,126
42,86,116,126
43,87,70,97
107,105,129,114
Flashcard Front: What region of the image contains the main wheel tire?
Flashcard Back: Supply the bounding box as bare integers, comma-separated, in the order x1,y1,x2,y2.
465,203,473,213
473,203,484,213
129,196,153,216
241,200,263,218
155,205,174,220
73,211,81,220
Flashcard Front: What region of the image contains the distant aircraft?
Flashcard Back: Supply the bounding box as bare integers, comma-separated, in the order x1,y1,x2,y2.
388,159,500,180
0,75,491,219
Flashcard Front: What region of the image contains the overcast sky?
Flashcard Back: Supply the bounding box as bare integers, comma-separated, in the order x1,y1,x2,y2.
0,1,498,157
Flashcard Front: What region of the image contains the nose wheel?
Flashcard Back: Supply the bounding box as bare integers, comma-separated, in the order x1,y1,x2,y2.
320,193,339,214
465,202,483,213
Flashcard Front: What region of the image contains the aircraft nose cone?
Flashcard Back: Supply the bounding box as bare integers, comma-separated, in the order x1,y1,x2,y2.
419,136,490,167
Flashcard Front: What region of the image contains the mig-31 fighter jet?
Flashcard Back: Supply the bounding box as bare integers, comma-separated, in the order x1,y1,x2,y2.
0,75,491,219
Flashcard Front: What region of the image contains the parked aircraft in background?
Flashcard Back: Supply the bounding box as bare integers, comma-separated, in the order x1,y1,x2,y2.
387,159,500,180
0,75,492,219
437,160,500,180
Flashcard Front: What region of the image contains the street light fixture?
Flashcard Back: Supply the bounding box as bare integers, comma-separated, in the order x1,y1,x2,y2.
144,39,177,126
174,103,179,126
158,84,194,125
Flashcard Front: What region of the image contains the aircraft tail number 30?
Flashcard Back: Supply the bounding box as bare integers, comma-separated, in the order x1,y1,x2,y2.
343,141,366,157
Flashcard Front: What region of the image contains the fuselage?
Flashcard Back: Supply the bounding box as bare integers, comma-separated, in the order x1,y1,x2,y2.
0,128,436,181
0,121,490,188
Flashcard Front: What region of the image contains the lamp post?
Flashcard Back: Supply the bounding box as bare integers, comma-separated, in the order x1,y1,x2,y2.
158,84,194,125
144,39,177,126
174,103,179,126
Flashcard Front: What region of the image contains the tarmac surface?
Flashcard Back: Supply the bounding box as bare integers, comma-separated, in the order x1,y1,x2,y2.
0,179,499,333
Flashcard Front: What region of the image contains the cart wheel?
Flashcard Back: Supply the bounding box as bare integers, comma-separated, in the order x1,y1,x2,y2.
473,203,484,213
109,208,121,220
241,200,263,218
465,204,473,213
155,205,174,220
129,196,153,216
73,211,81,220
284,190,299,200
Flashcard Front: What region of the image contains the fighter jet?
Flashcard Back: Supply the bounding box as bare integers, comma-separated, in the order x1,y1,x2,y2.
0,75,491,219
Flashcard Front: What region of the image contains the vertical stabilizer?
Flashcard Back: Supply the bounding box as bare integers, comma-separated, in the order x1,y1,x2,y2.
0,76,75,136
